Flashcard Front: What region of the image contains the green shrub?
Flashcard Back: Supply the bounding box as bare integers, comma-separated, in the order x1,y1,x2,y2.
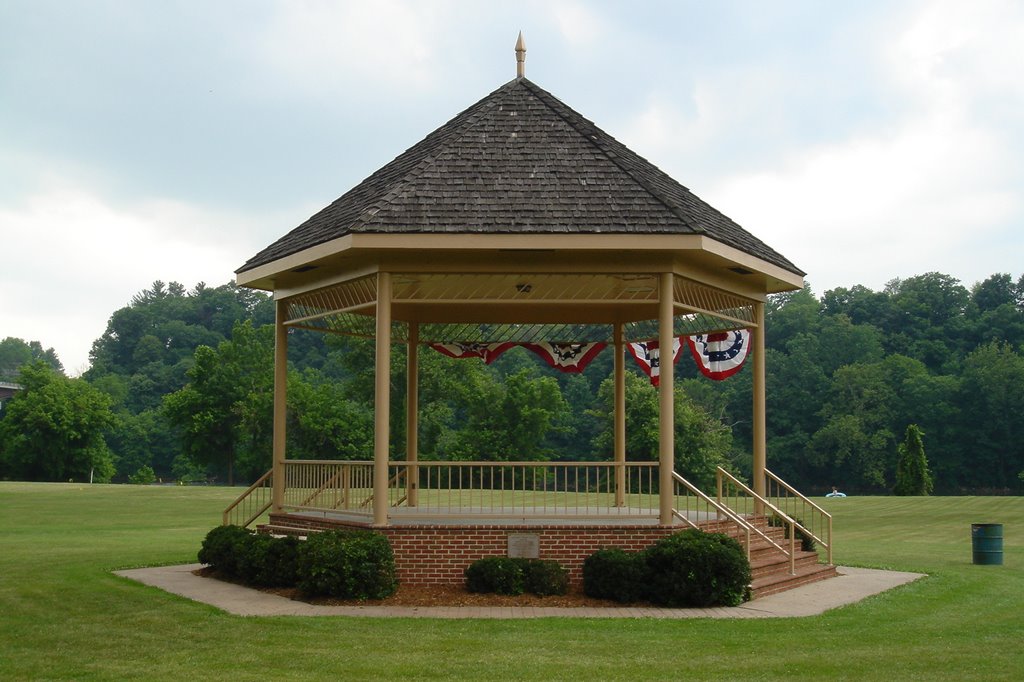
792,523,816,553
769,515,816,552
197,525,253,577
522,559,569,596
465,557,526,595
296,530,397,599
235,534,300,587
128,465,156,485
465,557,569,596
643,529,751,607
582,548,648,603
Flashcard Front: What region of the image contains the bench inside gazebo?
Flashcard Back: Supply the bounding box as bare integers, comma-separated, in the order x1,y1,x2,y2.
225,40,835,598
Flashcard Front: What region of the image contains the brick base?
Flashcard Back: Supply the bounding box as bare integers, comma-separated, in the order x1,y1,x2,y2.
266,513,678,587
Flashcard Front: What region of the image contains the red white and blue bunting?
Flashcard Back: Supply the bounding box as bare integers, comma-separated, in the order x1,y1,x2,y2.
626,337,684,386
429,330,749,382
686,330,750,381
428,342,515,365
521,342,607,374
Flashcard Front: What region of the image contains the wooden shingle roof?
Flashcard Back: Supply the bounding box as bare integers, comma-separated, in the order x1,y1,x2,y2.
238,77,803,277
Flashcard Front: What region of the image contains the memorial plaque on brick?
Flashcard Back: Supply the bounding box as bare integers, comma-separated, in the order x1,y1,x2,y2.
507,533,540,559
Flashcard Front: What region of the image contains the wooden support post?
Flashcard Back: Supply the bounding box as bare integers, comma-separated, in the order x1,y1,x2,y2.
271,299,288,513
658,272,675,525
752,300,767,499
406,322,419,507
373,272,392,526
614,321,626,507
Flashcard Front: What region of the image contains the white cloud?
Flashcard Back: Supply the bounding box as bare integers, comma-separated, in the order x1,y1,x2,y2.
247,0,454,96
705,105,1018,293
890,0,1024,102
0,183,280,375
550,0,610,48
618,1,1024,294
618,91,711,162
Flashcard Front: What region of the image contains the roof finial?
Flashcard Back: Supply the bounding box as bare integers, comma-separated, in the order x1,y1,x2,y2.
515,31,526,79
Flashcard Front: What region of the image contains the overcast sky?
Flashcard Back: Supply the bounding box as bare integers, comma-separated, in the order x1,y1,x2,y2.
2,1,1022,375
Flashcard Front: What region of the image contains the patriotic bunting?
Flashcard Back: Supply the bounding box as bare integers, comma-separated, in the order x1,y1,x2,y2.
428,331,749,382
626,337,684,386
427,342,515,364
687,330,750,380
521,342,607,374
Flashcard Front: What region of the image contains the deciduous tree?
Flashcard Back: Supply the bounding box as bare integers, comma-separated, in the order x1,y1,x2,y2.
0,362,114,481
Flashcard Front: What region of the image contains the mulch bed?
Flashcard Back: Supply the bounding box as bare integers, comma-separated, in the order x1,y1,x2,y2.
193,566,624,608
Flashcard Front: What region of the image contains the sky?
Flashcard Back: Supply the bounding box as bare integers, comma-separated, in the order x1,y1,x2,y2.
1,0,1022,375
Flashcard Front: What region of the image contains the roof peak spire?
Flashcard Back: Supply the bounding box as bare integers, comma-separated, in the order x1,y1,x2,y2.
515,31,526,79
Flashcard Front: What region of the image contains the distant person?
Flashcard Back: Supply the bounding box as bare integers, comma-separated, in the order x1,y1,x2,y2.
826,486,846,498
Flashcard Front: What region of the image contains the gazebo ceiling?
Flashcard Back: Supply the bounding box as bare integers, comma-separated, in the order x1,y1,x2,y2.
281,271,757,344
236,76,805,297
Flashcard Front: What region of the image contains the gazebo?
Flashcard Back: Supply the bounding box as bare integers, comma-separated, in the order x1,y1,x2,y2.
228,40,833,595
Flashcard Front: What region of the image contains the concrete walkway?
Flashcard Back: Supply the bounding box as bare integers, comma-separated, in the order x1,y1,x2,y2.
114,564,924,619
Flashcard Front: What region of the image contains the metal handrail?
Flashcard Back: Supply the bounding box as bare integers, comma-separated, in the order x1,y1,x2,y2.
716,467,797,574
764,468,833,565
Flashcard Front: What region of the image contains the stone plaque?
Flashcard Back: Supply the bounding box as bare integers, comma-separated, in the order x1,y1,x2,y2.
507,533,540,559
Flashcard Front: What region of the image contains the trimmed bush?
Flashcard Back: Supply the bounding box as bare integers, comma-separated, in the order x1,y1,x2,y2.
522,559,569,596
465,557,569,596
644,529,751,607
235,534,300,587
296,530,397,599
197,525,253,577
582,548,648,603
465,557,526,595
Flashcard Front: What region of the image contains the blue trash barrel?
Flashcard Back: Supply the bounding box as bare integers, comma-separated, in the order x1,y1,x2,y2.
971,524,1003,565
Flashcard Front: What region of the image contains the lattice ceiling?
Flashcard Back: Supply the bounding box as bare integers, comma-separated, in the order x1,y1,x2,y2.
282,272,756,343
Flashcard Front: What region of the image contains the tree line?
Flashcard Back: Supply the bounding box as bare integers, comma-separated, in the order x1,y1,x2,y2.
1,271,1022,494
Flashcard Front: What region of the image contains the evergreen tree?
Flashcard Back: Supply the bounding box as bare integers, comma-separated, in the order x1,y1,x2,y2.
894,424,933,496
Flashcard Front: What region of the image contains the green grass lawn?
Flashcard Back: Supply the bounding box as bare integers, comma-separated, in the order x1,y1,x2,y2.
0,482,1020,681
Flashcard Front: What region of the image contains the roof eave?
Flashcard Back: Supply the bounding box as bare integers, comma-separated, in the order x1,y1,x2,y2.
235,231,803,295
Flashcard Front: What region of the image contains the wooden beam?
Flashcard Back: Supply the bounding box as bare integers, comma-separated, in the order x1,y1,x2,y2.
271,299,288,513
658,272,675,525
614,322,626,507
752,301,767,498
373,272,392,526
406,322,419,507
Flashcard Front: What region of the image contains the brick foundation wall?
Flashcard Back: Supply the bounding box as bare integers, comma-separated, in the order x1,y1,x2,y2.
267,514,676,587
384,525,677,586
